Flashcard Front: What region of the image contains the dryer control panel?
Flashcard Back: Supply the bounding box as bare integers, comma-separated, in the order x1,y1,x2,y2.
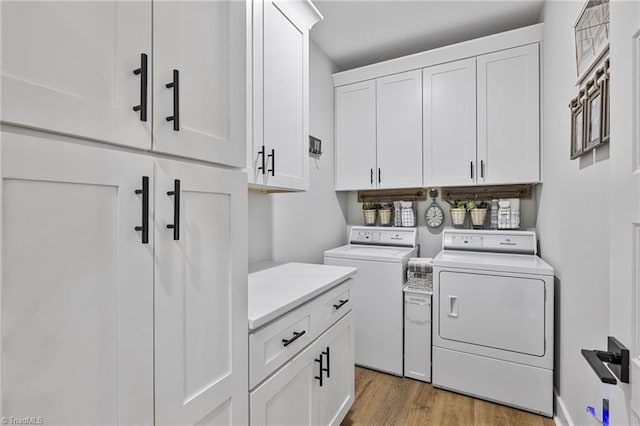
442,229,536,255
349,226,417,248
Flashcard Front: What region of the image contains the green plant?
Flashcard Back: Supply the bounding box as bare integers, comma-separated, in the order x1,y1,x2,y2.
446,200,466,210
466,200,489,210
379,203,393,211
362,202,379,210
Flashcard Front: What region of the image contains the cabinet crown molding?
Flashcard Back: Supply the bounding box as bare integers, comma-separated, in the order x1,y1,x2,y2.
332,22,543,87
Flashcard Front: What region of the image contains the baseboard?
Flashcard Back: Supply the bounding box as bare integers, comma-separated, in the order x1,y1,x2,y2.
554,389,575,426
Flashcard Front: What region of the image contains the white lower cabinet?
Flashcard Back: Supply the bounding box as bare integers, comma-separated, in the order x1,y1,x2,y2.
250,312,354,426
0,132,247,425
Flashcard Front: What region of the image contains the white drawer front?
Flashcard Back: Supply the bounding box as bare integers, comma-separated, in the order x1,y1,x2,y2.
313,280,352,336
250,279,352,389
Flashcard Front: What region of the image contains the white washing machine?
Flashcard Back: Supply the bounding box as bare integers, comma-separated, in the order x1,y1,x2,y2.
432,229,554,417
324,226,418,376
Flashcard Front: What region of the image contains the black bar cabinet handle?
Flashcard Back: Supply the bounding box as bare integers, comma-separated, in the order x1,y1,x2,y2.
132,53,148,122
166,179,180,240
165,70,180,131
314,354,324,387
282,330,306,347
378,168,381,184
333,299,349,310
370,168,373,184
470,161,474,179
322,347,330,378
481,160,485,178
134,176,149,244
267,149,275,176
258,146,266,175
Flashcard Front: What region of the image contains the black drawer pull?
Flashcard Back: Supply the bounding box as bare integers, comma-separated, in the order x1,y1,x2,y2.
470,161,474,179
166,179,180,240
378,168,381,184
370,168,373,185
480,160,485,178
333,299,349,310
134,176,149,244
267,148,275,176
132,53,148,121
258,145,266,175
282,330,305,347
165,69,180,131
314,354,323,387
322,346,330,378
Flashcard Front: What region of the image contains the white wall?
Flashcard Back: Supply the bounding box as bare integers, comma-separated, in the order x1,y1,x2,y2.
537,2,611,424
248,42,349,265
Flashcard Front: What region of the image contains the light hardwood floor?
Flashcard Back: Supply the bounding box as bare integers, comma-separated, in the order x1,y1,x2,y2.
341,367,555,426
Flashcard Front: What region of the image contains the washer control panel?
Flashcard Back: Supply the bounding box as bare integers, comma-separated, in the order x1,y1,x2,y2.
442,229,536,255
349,226,417,247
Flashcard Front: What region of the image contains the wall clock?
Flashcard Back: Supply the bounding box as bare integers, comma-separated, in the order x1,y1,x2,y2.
425,189,444,229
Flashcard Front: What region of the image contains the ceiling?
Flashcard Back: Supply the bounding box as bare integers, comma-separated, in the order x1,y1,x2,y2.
310,0,545,71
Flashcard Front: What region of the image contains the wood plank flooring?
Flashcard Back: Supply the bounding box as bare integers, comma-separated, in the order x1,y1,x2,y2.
341,367,555,426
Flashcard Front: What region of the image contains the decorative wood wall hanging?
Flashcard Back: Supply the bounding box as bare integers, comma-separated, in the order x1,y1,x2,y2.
569,58,609,160
574,0,609,84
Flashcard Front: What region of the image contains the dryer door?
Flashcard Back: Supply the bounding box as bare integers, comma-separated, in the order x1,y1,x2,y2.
438,270,545,356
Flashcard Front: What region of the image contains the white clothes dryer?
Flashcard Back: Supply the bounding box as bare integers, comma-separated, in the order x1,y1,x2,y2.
432,229,554,417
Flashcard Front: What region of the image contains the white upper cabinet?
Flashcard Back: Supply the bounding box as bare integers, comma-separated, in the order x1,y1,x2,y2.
154,159,248,425
335,71,422,191
153,1,246,167
1,1,152,149
250,0,322,191
376,70,422,189
335,80,377,191
477,44,540,184
423,58,477,187
1,132,154,425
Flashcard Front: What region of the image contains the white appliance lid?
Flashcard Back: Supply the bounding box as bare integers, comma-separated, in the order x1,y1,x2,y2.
324,244,417,263
433,250,553,276
348,226,417,248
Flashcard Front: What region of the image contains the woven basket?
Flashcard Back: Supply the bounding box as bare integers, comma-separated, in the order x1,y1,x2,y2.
363,209,377,225
450,208,466,227
379,209,392,225
470,208,488,229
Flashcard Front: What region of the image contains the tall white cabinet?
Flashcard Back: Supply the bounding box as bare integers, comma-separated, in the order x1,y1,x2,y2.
1,134,155,425
249,0,322,191
1,1,249,424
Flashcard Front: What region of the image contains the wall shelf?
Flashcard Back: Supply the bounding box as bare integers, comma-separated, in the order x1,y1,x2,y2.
441,184,533,201
357,188,427,203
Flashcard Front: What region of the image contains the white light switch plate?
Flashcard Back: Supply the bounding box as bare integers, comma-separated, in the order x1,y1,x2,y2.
632,357,640,418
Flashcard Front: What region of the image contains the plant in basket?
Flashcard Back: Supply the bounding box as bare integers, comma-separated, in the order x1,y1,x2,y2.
466,200,489,229
447,200,467,228
362,202,379,226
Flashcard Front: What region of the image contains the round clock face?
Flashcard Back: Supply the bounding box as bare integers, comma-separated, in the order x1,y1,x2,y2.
425,204,444,228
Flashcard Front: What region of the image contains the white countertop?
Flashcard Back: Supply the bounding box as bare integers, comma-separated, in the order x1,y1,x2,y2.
248,262,357,330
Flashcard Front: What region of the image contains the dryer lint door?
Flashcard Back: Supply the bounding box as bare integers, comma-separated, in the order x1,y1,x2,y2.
438,270,545,356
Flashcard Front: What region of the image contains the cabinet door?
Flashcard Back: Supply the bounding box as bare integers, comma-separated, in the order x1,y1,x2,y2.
153,1,246,167
477,44,540,184
423,58,477,186
1,1,151,149
376,70,423,189
335,80,377,190
317,313,354,426
154,159,248,425
1,133,154,425
250,343,319,426
253,0,316,190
